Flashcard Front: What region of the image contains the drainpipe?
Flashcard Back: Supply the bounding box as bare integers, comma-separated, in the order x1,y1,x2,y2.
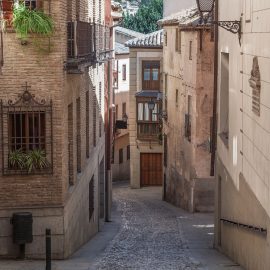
210,0,219,176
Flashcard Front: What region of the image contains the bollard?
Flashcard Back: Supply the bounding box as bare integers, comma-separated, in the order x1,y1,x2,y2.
45,229,51,270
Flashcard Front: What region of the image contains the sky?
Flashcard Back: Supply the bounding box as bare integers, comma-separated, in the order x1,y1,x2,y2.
163,0,196,17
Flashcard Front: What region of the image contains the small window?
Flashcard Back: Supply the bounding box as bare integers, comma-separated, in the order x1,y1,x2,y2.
122,102,126,118
175,28,181,53
164,134,167,167
176,89,179,106
122,64,127,81
119,148,123,164
76,97,81,173
99,82,102,138
89,176,94,221
93,87,97,147
164,30,167,46
142,61,160,91
115,104,119,120
68,103,74,185
127,145,130,160
86,91,90,158
185,95,192,142
189,41,192,60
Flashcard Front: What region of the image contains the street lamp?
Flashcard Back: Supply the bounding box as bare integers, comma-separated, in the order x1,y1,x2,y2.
148,100,155,111
196,0,214,15
122,113,128,123
196,0,242,45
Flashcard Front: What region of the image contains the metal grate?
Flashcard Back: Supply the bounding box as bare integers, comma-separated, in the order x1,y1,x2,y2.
0,84,53,175
196,0,215,13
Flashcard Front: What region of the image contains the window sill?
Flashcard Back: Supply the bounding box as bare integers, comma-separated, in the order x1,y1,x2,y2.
3,167,53,176
219,132,229,149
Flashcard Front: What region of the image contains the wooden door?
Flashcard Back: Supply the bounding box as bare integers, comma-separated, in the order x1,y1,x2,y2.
140,153,162,186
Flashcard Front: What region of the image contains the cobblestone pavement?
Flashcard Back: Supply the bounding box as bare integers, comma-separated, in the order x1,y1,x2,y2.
0,182,242,270
93,184,200,270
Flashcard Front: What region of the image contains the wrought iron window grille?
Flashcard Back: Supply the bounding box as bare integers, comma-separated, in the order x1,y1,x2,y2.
0,83,53,175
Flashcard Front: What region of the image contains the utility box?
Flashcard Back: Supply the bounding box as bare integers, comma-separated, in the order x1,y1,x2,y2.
11,212,33,245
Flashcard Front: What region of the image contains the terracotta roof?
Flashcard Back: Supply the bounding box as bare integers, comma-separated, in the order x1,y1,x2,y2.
115,26,145,39
115,42,129,54
125,30,163,48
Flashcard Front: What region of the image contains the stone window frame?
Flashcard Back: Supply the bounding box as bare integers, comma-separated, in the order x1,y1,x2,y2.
0,86,53,175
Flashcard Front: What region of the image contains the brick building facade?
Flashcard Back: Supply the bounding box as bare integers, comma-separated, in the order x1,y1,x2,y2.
0,0,111,259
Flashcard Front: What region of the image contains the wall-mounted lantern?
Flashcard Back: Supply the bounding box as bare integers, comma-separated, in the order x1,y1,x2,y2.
196,0,242,44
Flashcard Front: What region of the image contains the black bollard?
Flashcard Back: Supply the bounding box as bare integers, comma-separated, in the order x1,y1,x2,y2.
45,229,51,270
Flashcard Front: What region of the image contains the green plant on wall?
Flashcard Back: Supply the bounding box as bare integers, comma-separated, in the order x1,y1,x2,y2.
25,149,49,173
8,148,25,169
8,148,50,173
12,3,54,45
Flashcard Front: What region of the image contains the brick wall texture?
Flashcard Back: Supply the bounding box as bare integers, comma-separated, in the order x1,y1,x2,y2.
0,0,107,259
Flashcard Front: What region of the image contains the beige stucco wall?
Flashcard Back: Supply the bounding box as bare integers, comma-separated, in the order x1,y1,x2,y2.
129,48,163,188
215,0,270,269
163,24,214,212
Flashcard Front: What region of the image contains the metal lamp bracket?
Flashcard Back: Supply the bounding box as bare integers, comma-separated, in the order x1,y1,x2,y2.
212,17,242,45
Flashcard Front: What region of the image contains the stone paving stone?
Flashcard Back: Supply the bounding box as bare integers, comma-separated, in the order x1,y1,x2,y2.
0,183,243,270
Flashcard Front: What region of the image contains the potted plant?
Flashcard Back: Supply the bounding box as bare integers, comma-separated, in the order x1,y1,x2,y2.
25,149,50,173
12,3,54,45
8,148,25,170
8,148,50,173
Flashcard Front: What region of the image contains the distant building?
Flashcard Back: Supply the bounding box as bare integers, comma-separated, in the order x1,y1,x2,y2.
159,8,215,212
112,27,144,182
126,30,163,188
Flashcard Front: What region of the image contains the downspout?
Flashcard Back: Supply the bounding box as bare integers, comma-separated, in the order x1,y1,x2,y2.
210,0,219,176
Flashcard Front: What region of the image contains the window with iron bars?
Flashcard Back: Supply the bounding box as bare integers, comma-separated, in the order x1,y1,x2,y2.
2,0,44,27
0,85,53,175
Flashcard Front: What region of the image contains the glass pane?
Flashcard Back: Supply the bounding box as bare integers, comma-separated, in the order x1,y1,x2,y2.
138,103,144,121
144,68,150,81
152,104,158,122
152,68,159,81
144,103,149,121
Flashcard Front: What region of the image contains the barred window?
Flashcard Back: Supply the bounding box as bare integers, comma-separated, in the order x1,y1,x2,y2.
68,103,74,185
93,87,97,147
99,82,102,138
89,176,94,221
86,91,90,158
76,97,81,173
1,86,52,175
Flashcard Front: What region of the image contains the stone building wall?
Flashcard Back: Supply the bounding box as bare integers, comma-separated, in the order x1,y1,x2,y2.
0,0,107,259
163,24,214,212
215,0,270,269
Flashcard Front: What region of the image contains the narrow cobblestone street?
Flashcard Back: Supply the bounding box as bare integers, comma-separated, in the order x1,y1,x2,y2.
0,182,242,270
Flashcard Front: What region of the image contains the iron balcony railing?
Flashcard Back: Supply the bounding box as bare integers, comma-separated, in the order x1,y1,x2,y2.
67,21,112,68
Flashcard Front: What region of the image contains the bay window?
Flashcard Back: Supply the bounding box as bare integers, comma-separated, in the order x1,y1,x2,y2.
137,99,161,140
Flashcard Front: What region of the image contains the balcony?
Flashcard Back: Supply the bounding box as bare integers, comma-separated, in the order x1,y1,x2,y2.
66,21,112,70
66,21,95,70
137,123,160,141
